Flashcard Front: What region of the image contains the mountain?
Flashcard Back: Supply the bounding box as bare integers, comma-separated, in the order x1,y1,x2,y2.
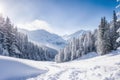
63,30,89,40
18,29,67,50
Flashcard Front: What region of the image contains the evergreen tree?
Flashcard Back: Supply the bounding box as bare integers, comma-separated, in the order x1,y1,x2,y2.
97,17,111,55
110,11,119,50
116,0,120,47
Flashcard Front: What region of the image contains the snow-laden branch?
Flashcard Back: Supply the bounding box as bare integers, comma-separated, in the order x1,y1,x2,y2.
116,37,120,42
117,28,120,32
116,12,120,16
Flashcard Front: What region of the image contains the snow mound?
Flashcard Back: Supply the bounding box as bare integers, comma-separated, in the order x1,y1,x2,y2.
77,52,98,60
0,56,46,80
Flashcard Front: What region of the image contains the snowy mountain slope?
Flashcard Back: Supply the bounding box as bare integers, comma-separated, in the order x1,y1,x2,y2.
63,30,89,40
1,50,120,80
0,56,46,80
18,29,67,50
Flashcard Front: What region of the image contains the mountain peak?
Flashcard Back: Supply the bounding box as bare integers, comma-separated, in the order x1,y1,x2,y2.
63,30,89,40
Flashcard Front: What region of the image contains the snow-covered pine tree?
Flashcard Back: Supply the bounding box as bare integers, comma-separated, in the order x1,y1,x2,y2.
63,46,68,61
97,17,111,55
93,29,98,52
83,31,94,54
116,0,120,45
109,11,119,50
56,49,64,63
78,34,86,56
71,38,77,60
0,15,5,54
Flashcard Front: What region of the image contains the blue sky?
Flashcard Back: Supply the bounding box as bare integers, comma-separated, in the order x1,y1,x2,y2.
0,0,117,35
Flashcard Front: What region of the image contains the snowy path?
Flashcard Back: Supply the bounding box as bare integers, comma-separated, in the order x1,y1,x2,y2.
27,51,120,80
27,64,120,80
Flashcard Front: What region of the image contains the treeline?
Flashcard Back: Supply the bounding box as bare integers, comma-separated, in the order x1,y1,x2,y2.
0,15,57,61
55,11,120,63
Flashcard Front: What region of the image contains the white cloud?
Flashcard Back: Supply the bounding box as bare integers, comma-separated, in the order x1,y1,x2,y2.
17,19,53,32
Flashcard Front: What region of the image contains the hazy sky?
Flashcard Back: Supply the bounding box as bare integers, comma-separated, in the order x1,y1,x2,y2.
0,0,117,35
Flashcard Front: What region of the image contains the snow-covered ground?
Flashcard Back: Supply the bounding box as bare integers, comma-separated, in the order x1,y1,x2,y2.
0,50,120,80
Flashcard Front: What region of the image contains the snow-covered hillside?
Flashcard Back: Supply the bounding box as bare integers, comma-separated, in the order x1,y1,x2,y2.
28,50,120,80
19,29,67,50
1,50,120,80
63,30,89,40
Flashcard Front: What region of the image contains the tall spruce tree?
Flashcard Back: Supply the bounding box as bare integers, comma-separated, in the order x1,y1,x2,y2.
110,11,119,50
97,17,111,55
116,0,120,47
